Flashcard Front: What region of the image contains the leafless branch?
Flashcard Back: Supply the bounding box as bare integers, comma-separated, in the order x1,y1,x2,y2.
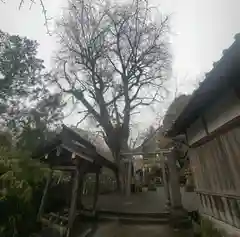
75,111,90,127
19,0,25,9
53,0,171,162
17,0,52,35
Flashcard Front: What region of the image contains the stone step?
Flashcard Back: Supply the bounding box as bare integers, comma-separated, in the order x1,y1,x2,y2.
95,209,170,218
81,209,192,227
98,214,170,225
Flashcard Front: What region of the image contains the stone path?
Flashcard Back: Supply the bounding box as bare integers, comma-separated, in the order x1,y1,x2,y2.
78,187,198,237
83,188,166,213
82,187,198,213
75,222,194,237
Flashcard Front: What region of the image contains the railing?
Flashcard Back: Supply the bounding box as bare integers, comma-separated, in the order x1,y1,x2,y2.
196,190,240,228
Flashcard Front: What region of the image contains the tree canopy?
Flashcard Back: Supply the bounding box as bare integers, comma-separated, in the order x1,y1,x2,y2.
0,29,66,237
0,29,65,151
54,0,171,166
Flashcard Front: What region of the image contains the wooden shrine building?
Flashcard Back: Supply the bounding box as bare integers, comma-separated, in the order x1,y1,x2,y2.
33,125,117,237
167,33,240,236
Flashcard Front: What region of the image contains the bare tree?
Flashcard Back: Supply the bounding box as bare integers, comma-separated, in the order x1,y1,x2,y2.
53,0,171,189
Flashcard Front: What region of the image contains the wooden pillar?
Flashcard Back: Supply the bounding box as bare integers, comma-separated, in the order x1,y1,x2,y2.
161,155,171,209
66,169,80,237
77,174,85,210
37,168,53,221
93,170,100,213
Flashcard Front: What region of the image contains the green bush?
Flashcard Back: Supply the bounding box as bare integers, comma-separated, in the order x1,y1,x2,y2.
0,192,41,236
0,147,58,237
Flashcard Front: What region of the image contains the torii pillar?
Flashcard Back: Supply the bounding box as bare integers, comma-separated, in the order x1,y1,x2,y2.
160,154,170,209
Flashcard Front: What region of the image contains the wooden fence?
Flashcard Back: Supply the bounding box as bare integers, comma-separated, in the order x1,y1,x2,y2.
190,126,240,227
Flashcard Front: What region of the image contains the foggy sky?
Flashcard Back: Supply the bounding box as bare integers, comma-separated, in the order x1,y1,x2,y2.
0,0,239,133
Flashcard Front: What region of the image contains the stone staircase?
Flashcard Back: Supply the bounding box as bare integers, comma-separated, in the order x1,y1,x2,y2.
81,209,192,227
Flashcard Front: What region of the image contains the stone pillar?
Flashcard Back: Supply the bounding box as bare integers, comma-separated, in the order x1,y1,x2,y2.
167,147,188,228
161,154,170,209
167,148,183,209
126,157,132,196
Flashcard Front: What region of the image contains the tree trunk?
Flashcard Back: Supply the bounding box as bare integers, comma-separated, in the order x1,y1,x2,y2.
111,139,129,194
115,164,125,194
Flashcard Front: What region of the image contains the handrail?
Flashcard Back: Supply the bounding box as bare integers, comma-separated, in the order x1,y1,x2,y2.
196,189,240,199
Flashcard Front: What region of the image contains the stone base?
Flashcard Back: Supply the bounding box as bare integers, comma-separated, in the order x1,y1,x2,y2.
164,200,171,212
169,207,192,229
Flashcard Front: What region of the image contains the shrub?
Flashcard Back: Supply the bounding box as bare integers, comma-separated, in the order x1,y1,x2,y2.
0,147,51,237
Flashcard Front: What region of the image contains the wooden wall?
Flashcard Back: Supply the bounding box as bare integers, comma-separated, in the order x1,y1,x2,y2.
187,89,240,146
204,89,240,134
189,126,240,228
187,118,207,146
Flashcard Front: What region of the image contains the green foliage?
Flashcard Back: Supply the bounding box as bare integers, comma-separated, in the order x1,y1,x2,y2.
0,145,65,237
0,29,65,237
0,29,65,139
0,30,45,100
0,148,48,193
0,147,47,236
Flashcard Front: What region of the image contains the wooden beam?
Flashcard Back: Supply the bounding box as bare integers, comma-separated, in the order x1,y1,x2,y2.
93,171,100,212
37,169,53,221
53,166,76,171
121,149,171,157
66,162,88,237
61,144,94,163
49,212,68,222
77,174,85,210
195,189,240,199
190,116,240,148
201,115,210,135
66,169,80,237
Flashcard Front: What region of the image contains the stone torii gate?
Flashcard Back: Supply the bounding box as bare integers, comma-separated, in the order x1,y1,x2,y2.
121,142,186,226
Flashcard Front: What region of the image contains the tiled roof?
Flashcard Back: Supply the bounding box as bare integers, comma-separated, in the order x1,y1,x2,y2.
167,33,240,137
